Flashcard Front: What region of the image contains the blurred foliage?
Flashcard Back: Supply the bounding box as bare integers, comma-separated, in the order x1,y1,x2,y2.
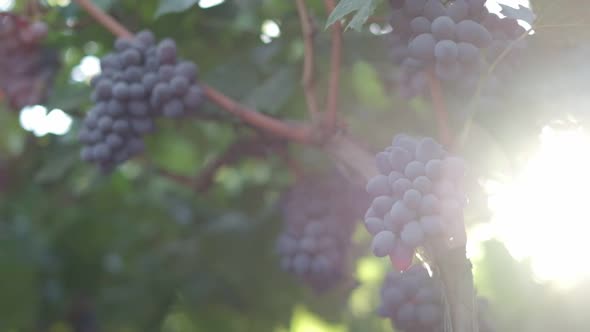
1,0,590,331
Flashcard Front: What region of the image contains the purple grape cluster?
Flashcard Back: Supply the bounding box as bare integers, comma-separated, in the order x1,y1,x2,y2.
0,13,55,110
276,174,367,291
78,30,205,172
364,134,465,271
378,264,443,332
388,0,528,98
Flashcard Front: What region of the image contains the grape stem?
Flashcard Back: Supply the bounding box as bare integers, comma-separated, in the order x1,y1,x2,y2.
324,0,342,134
153,137,285,192
426,69,452,147
73,0,314,144
73,0,132,39
295,0,320,122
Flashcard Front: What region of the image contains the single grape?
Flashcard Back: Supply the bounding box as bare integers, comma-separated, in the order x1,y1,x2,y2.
389,147,413,172
447,0,469,22
97,116,113,131
135,30,156,47
170,76,190,96
404,161,426,180
300,236,318,253
435,40,459,63
413,176,432,194
425,159,443,180
372,196,396,216
392,178,413,196
457,42,480,64
365,217,385,235
112,82,130,100
411,17,431,35
372,231,397,257
456,20,492,48
401,221,425,247
121,48,141,66
175,61,198,81
420,215,443,235
293,253,311,275
431,16,455,41
367,175,391,197
163,98,184,117
423,0,446,21
129,83,146,99
403,189,422,210
183,85,204,108
112,119,130,134
157,38,177,64
105,133,124,149
158,65,176,82
408,33,436,61
389,200,416,224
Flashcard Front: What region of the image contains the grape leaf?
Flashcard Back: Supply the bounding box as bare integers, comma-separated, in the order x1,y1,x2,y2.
244,67,296,114
325,0,380,31
500,4,537,25
155,0,199,18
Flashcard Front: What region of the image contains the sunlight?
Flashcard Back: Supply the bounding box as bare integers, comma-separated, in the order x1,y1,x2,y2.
260,20,281,44
199,0,225,9
19,105,73,136
0,0,15,11
71,55,101,83
485,125,590,288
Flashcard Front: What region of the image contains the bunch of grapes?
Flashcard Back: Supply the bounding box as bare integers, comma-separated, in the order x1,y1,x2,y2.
78,30,205,172
276,173,367,291
364,134,466,270
378,264,444,332
387,0,528,98
0,13,56,110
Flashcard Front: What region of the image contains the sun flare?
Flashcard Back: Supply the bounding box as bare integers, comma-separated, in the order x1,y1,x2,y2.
485,125,590,287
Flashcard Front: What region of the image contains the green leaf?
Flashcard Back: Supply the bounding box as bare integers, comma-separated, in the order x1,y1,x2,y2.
325,0,380,32
155,0,199,18
244,67,297,114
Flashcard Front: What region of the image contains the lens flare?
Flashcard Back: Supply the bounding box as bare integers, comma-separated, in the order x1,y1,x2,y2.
485,126,590,288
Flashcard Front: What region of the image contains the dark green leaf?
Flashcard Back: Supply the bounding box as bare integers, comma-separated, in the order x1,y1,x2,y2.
243,67,296,114
325,0,380,31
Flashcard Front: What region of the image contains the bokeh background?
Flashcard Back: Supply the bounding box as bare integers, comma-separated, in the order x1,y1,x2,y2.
2,0,590,331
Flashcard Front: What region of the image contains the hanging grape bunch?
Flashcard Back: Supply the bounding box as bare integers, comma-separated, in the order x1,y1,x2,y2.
78,30,205,172
388,0,528,98
365,134,466,270
0,13,57,110
276,173,368,291
378,264,444,332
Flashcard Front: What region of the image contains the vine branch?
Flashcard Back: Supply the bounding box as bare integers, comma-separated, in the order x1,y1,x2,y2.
427,69,452,147
153,137,285,192
73,0,314,144
295,0,320,121
324,0,342,133
73,0,132,38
